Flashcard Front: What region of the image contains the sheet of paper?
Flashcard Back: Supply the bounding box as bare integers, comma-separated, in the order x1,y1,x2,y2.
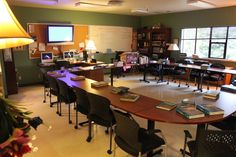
53,46,58,51
29,42,37,54
39,43,45,51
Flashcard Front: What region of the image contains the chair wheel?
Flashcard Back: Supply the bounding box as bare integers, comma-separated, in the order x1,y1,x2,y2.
43,100,46,103
86,136,92,142
59,113,62,116
74,125,78,129
69,120,72,124
107,150,112,154
50,104,53,107
56,111,59,114
178,84,180,87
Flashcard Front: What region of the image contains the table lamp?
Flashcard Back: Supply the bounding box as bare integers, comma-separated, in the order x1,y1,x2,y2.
0,0,33,49
167,43,179,63
85,40,96,61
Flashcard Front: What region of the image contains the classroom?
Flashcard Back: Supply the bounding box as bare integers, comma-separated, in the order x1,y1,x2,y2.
1,0,236,157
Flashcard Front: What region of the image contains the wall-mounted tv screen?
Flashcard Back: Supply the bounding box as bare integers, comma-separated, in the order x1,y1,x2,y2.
41,52,53,63
47,25,74,45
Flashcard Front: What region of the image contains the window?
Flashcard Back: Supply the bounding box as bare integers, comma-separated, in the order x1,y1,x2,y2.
180,26,236,60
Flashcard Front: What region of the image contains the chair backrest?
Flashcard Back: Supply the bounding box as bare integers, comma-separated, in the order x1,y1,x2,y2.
55,60,70,69
46,75,59,94
112,109,141,151
87,92,114,125
196,129,236,157
208,63,225,77
56,79,76,103
72,86,90,115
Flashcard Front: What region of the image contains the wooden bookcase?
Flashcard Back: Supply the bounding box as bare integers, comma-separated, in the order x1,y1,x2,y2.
137,27,171,58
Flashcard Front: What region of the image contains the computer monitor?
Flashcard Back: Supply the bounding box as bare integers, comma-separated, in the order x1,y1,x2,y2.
63,51,74,59
41,52,53,63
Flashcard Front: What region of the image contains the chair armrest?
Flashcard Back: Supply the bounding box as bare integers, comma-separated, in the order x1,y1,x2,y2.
184,130,192,139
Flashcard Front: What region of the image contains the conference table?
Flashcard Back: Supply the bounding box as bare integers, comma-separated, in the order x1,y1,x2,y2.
54,71,236,157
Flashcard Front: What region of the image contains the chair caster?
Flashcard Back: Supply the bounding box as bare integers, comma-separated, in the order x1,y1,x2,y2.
178,84,180,87
74,125,78,129
59,113,62,116
50,104,53,107
105,129,109,134
107,150,112,154
56,111,59,114
86,136,92,142
69,120,72,124
43,100,46,103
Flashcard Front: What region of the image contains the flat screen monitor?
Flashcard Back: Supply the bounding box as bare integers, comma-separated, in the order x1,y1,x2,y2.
47,25,74,45
41,52,53,63
63,51,74,59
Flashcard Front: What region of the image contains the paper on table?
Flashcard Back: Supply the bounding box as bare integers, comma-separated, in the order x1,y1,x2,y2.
29,42,37,54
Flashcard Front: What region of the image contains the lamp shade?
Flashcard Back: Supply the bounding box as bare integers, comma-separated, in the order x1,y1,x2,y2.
85,40,96,51
168,43,179,51
0,0,33,49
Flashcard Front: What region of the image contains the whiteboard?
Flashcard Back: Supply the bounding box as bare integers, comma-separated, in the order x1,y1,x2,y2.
89,25,132,53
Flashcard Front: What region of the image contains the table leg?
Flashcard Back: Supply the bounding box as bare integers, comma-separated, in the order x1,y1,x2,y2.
157,64,166,84
193,70,203,92
110,68,114,86
140,64,150,83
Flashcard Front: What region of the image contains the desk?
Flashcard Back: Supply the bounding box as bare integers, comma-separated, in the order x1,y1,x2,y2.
56,71,236,156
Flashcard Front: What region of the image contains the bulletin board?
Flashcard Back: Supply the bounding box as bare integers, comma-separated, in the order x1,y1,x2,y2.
88,25,133,53
27,23,88,59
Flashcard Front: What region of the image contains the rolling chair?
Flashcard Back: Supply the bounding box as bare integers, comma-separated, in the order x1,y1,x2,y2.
40,67,52,103
72,86,90,129
112,109,166,157
46,75,59,109
55,60,70,70
203,63,225,90
181,129,236,157
87,92,116,154
56,79,76,124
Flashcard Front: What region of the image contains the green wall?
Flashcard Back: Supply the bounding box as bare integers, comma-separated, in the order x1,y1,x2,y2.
10,6,140,85
141,6,236,39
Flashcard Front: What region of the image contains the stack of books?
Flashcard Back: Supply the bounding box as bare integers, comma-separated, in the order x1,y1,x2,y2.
70,75,85,81
111,86,129,94
203,90,220,100
196,104,224,115
120,93,140,102
156,102,177,111
91,81,109,88
176,104,205,119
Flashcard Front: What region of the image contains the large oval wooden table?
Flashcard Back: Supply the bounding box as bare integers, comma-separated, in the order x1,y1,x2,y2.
57,71,236,157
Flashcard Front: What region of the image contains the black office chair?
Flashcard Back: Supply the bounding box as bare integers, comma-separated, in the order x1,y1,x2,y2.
46,75,59,109
56,79,76,124
55,60,70,70
72,86,90,129
87,92,116,154
112,109,166,157
208,115,236,130
40,68,50,103
203,63,225,90
181,129,236,157
169,60,189,87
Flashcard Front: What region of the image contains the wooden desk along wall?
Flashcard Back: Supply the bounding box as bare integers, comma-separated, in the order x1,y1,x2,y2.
27,23,88,59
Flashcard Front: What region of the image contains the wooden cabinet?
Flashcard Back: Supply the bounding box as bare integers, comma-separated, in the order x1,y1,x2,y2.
137,27,171,58
137,29,151,55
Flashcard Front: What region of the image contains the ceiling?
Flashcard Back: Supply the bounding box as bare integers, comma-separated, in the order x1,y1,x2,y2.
7,0,236,16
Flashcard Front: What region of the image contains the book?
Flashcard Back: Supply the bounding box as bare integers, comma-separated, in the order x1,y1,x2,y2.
196,104,224,115
156,102,177,111
120,93,140,102
221,84,236,93
111,86,129,94
176,104,205,119
70,75,85,81
91,81,109,88
204,90,220,97
203,90,220,100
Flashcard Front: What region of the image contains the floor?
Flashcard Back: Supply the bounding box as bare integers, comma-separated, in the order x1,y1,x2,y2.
8,74,217,157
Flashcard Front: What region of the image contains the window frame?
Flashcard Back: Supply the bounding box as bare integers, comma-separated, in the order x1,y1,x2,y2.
180,26,236,60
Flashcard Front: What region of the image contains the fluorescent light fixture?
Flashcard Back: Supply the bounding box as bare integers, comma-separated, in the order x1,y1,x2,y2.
131,8,148,13
187,0,215,8
0,0,33,49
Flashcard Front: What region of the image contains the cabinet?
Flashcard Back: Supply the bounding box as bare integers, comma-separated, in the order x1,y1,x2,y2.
137,28,171,58
137,29,151,55
151,28,171,58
